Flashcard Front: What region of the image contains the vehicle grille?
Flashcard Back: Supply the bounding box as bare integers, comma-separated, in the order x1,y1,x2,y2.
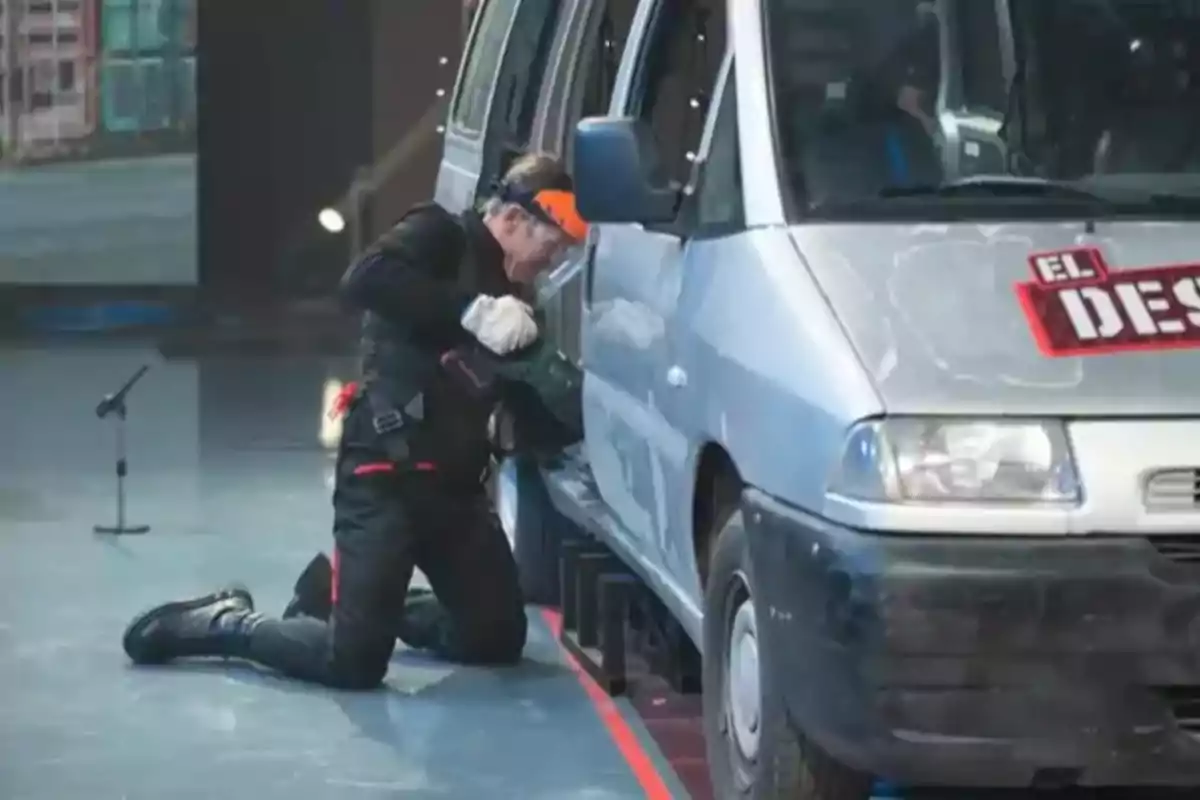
1144,469,1200,512
1158,687,1200,738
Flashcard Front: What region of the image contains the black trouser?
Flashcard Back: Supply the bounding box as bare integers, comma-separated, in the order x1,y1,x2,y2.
240,401,528,689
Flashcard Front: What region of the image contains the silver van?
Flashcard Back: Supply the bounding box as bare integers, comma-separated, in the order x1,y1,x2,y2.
439,0,1200,796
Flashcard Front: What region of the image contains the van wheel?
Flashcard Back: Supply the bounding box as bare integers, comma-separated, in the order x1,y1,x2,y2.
494,455,567,607
702,508,873,800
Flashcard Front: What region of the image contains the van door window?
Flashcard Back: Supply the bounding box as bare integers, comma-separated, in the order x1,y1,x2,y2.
627,0,727,192
553,0,640,167
455,0,565,193
540,1,642,363
474,0,565,191
452,0,520,134
692,60,744,233
578,0,640,119
577,15,620,119
490,0,562,148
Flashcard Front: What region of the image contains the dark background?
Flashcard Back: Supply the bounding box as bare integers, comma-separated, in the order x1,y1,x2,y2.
198,0,462,313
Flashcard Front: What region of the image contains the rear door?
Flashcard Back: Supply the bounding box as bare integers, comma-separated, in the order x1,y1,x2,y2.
435,0,569,212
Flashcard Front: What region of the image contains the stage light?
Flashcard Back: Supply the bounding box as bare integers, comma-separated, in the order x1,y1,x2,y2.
317,208,346,233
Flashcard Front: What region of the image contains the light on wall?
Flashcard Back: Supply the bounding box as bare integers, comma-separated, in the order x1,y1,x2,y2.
317,207,346,233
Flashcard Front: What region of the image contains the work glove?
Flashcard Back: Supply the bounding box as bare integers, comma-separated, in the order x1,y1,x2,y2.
460,294,539,355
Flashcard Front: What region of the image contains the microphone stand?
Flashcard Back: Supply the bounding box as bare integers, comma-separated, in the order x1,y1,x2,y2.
93,364,152,535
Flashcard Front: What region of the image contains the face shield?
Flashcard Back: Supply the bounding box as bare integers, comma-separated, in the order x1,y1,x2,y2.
482,183,586,306
498,183,590,284
533,242,587,307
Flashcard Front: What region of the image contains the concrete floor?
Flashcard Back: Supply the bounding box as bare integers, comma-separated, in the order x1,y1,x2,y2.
0,156,195,285
0,342,693,800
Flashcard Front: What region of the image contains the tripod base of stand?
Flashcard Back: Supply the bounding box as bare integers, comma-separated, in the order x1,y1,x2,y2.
94,524,150,535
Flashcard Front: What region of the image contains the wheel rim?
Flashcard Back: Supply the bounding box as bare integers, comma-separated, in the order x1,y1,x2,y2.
726,586,761,762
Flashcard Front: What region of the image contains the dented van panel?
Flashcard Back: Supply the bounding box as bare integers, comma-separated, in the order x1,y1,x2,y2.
792,220,1200,416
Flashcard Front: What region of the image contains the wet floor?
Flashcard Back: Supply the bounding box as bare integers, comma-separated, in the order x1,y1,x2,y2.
0,341,691,800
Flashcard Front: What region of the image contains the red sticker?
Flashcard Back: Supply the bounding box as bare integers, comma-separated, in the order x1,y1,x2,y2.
1015,247,1200,357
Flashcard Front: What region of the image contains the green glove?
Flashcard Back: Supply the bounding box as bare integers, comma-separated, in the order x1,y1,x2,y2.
491,337,583,450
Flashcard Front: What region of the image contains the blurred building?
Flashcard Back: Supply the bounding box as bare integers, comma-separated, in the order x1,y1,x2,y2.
98,0,195,136
0,0,194,161
0,0,95,153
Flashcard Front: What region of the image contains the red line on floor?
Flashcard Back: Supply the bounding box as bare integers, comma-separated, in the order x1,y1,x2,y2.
542,608,675,800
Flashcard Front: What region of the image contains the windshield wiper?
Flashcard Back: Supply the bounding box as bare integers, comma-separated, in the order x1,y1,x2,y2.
879,176,1115,207
871,179,1200,220
1144,192,1200,213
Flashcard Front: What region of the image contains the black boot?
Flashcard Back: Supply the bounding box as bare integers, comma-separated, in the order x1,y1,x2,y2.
281,553,333,621
396,587,452,652
123,585,260,665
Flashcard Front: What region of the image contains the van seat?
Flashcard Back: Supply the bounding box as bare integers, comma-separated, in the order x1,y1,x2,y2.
799,111,942,207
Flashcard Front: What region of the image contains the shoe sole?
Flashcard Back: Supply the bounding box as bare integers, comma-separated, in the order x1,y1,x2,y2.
122,586,254,664
224,584,254,610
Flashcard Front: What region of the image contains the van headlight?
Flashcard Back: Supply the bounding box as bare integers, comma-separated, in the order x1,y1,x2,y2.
829,418,1081,504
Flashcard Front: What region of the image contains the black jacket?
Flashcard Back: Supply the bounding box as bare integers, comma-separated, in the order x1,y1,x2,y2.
339,202,515,480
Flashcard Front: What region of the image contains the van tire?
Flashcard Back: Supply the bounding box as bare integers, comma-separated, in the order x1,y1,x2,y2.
494,455,566,607
702,507,873,800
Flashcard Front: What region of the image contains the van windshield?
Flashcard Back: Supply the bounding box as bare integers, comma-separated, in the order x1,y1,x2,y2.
765,0,1200,219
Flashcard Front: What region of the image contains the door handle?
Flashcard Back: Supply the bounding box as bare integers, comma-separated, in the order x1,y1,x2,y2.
583,241,598,308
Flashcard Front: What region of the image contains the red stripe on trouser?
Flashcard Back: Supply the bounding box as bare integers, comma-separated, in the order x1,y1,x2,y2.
334,460,436,606
353,462,395,475
331,548,340,606
353,461,436,474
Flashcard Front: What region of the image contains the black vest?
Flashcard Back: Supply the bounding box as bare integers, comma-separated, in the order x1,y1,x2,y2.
357,207,513,477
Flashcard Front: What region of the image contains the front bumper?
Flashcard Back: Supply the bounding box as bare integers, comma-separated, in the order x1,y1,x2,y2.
744,489,1200,789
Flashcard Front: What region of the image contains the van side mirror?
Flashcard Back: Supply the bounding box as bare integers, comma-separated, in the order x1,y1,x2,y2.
572,117,679,225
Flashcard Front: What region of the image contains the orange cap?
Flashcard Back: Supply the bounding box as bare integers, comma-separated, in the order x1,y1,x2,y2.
531,188,588,242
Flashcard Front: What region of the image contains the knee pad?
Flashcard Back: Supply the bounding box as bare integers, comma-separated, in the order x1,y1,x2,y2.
328,652,391,690
326,620,398,689
476,613,528,665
